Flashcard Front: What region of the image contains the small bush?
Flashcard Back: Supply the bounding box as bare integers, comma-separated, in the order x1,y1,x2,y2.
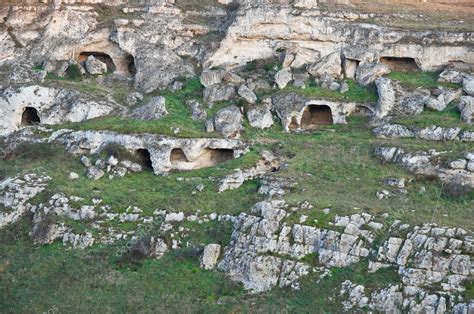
66,64,82,81
3,143,58,161
441,182,473,198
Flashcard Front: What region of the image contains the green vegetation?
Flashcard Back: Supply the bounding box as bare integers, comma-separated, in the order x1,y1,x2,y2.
392,103,474,131
386,71,461,89
1,68,473,312
282,79,378,103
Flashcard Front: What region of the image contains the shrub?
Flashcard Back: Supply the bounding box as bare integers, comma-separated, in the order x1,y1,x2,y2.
66,64,82,81
441,182,473,198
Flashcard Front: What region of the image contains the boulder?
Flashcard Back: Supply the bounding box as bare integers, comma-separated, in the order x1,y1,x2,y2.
130,96,168,121
186,99,207,121
247,105,274,129
373,78,395,120
458,96,474,124
213,105,243,138
373,124,414,139
124,92,144,107
462,76,474,96
307,52,342,78
203,84,236,104
200,244,221,270
415,126,461,141
449,159,467,170
85,56,107,75
238,85,257,104
86,167,105,180
425,89,462,112
68,172,79,180
80,156,92,167
275,68,293,89
356,61,390,86
134,46,194,93
340,81,349,94
223,72,245,85
438,68,463,84
165,212,185,222
200,69,225,87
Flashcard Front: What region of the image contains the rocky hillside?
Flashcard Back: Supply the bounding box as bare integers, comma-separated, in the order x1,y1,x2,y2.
0,0,473,312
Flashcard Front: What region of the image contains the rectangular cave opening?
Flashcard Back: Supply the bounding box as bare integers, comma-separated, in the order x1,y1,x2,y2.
300,105,334,128
170,148,235,169
380,57,420,72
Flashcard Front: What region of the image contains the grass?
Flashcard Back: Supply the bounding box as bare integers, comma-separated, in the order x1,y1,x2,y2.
392,103,474,131
1,70,473,312
55,78,212,137
281,79,378,104
386,71,461,90
0,216,403,313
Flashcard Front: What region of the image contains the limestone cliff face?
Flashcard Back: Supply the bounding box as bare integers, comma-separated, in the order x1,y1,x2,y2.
0,1,473,92
206,2,474,70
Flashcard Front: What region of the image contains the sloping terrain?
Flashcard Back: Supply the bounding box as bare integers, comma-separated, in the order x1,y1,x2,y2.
0,0,473,312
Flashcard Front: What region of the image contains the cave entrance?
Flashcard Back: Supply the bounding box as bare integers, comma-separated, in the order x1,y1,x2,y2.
380,57,420,72
126,54,137,76
135,149,153,171
21,107,41,126
170,148,189,164
300,105,333,128
170,148,235,169
79,51,116,73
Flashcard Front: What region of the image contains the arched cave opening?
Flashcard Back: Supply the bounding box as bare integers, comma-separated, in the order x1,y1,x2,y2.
79,51,116,73
135,149,153,171
170,148,189,164
380,57,420,72
21,107,41,126
300,105,334,128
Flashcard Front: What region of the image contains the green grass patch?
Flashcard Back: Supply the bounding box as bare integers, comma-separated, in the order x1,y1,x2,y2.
386,71,461,89
392,103,474,131
280,79,378,104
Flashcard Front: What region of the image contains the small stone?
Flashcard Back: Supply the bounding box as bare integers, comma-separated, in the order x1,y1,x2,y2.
171,81,184,91
448,159,467,170
323,208,331,215
467,161,474,172
329,82,341,91
340,81,349,93
87,167,105,180
80,156,92,167
200,244,221,270
299,215,308,223
275,68,293,89
107,155,118,166
68,172,79,180
238,85,257,104
165,212,185,222
195,184,205,192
